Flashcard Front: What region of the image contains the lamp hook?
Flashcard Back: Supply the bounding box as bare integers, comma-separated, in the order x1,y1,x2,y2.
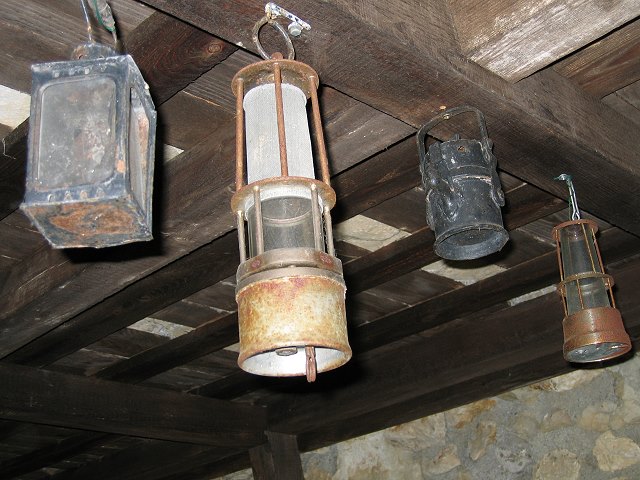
252,3,310,60
555,173,581,220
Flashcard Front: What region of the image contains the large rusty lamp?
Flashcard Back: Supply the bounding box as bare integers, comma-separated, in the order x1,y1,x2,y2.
21,0,156,248
231,7,351,381
416,106,508,260
552,174,631,363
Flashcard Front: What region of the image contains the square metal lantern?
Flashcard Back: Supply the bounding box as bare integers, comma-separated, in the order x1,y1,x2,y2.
21,43,157,248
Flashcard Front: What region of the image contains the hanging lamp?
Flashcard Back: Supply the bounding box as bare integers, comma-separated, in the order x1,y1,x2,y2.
230,5,351,382
416,106,508,260
552,174,631,363
21,0,156,248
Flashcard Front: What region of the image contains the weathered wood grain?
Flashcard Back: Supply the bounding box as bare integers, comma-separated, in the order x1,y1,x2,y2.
249,432,304,480
555,19,640,97
0,363,266,447
449,0,639,82
141,0,640,238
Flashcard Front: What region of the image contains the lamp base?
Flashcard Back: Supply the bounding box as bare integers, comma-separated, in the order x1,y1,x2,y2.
563,306,631,363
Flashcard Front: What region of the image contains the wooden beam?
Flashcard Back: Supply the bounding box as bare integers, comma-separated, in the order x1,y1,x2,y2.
142,0,640,238
0,363,266,447
0,119,27,221
48,441,235,480
249,432,304,480
448,0,639,82
270,258,640,437
554,19,640,98
125,12,236,104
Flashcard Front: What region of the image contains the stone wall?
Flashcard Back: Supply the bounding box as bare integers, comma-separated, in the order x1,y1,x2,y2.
219,352,640,479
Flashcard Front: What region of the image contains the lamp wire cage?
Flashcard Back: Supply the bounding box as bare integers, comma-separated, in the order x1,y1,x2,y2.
552,175,631,363
230,14,351,382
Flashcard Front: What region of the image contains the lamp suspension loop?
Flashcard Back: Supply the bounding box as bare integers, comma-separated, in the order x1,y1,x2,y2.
230,6,350,380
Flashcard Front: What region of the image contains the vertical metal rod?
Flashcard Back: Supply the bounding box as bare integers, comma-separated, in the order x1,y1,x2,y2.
235,78,245,191
305,346,317,383
324,205,335,256
310,185,323,251
253,187,264,255
237,210,247,263
554,232,568,316
79,0,94,42
273,62,289,177
581,222,598,273
309,75,331,185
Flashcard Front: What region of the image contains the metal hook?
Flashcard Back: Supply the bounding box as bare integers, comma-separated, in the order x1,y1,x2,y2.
252,15,295,60
555,173,581,220
79,0,94,43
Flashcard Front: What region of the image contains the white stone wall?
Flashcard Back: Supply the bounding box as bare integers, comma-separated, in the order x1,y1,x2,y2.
219,353,640,479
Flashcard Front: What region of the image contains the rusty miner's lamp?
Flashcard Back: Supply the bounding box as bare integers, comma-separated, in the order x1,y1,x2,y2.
230,7,351,381
552,174,631,363
21,0,156,248
416,106,508,260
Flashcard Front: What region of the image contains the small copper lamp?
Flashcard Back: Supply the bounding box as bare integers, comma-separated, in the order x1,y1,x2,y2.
230,7,351,381
552,174,631,363
21,0,156,248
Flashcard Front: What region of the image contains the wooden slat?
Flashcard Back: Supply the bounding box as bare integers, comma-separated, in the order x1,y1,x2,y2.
449,0,639,82
141,0,640,238
0,119,27,221
249,432,304,480
126,12,236,104
0,363,266,447
270,258,640,437
554,19,640,97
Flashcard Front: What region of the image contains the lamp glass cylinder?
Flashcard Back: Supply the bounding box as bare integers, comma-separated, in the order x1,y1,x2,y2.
552,219,631,363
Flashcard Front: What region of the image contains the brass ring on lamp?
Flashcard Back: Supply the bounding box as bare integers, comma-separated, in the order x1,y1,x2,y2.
252,15,295,60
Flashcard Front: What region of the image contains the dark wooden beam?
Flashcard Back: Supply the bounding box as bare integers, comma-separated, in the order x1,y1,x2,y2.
270,258,640,437
0,119,28,221
249,432,304,480
554,19,640,98
142,0,640,238
125,12,236,104
0,363,266,447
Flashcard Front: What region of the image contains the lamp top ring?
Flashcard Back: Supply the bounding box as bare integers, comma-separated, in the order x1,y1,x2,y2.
252,15,295,60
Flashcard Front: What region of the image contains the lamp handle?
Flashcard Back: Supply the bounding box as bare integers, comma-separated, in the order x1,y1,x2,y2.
416,106,491,166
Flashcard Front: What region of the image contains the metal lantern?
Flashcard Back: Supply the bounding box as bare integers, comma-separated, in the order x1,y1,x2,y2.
21,39,156,248
230,11,351,381
416,106,508,260
552,175,631,363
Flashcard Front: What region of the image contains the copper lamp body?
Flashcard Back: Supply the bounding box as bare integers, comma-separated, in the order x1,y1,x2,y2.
552,219,631,362
231,55,351,381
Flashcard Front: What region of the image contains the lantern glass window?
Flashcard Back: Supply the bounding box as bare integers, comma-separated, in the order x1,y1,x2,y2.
36,76,116,190
559,223,610,314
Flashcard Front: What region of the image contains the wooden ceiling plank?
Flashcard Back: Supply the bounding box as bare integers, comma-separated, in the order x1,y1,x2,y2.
47,441,234,480
0,119,28,221
125,12,237,105
554,19,640,98
0,432,111,480
142,0,640,238
270,258,640,436
448,0,639,82
344,182,565,293
5,129,416,368
249,432,304,480
0,363,266,447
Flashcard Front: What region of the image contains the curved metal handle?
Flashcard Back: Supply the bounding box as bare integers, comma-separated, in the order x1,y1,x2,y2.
416,105,491,166
252,15,295,60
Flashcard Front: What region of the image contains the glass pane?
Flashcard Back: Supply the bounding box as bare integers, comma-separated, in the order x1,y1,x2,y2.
37,76,116,189
128,89,150,210
247,196,317,256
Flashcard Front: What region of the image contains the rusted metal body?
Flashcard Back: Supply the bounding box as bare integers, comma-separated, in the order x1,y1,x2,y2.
552,219,631,362
417,106,508,260
231,54,351,380
21,42,156,248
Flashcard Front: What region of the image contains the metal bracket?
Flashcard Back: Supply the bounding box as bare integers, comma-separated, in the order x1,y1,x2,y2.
265,2,311,37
